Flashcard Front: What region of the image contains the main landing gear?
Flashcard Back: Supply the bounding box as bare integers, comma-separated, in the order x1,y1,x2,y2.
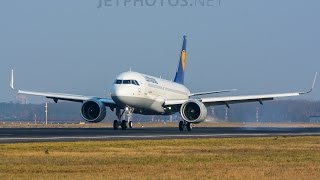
113,107,134,130
179,121,193,131
113,120,129,130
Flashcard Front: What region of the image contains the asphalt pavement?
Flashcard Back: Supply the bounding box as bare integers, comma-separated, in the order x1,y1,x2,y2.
0,127,319,143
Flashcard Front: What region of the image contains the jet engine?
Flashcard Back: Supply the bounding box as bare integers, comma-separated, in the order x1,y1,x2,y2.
81,99,106,123
180,100,207,124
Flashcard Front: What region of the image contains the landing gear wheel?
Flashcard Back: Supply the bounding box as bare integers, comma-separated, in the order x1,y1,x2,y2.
113,120,118,130
121,120,127,130
128,121,133,129
186,122,192,131
179,121,184,131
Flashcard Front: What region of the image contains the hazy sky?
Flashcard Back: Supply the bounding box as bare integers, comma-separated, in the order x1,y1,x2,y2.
1,0,319,103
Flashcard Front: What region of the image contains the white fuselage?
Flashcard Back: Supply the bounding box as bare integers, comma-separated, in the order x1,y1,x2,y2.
111,71,190,115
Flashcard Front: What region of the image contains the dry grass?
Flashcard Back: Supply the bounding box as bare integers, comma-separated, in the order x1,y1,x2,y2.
0,137,319,179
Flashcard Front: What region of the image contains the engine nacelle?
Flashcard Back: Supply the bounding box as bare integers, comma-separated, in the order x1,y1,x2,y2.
81,99,106,123
180,100,207,124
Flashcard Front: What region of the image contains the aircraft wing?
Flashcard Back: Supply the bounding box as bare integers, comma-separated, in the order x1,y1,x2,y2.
10,70,117,107
199,92,299,107
17,90,92,102
189,89,237,97
165,92,298,107
165,72,317,107
16,90,117,107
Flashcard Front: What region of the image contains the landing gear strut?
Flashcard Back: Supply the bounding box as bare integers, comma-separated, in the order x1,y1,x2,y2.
179,121,193,131
127,107,134,129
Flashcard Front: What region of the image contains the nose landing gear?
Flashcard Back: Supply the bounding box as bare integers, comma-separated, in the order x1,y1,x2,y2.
179,121,193,131
113,107,134,130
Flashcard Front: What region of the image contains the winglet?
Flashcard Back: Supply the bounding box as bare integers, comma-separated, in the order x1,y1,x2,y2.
300,72,317,94
10,69,15,90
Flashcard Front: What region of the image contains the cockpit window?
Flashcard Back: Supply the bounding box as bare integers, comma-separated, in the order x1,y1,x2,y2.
114,80,122,84
133,80,140,86
114,79,140,86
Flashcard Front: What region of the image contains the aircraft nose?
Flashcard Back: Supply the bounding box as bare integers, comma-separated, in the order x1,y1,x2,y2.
111,85,128,105
112,85,125,97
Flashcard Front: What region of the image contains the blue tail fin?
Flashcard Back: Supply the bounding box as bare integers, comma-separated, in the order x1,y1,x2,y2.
174,36,187,84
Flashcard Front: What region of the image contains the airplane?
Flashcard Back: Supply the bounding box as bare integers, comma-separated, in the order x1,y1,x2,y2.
10,36,317,131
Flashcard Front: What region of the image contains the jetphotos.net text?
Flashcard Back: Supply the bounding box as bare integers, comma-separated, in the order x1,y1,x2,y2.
97,0,221,8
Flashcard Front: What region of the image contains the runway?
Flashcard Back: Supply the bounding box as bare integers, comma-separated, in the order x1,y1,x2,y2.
0,127,319,143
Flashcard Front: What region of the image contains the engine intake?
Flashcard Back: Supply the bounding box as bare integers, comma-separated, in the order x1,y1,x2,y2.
180,100,207,124
81,99,106,123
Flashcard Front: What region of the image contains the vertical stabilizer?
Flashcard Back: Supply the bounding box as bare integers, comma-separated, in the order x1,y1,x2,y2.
174,36,187,84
